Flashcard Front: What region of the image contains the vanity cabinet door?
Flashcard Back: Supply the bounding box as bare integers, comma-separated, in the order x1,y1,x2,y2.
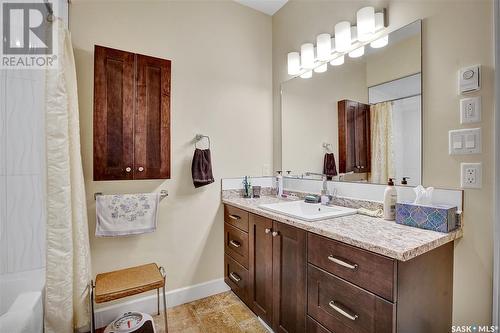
93,46,135,181
249,214,274,326
134,54,171,179
272,222,307,333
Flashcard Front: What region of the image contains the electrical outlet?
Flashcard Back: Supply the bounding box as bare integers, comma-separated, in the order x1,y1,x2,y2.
461,162,482,189
460,96,481,124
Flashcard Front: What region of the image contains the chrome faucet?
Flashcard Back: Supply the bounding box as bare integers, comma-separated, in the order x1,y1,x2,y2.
304,172,333,204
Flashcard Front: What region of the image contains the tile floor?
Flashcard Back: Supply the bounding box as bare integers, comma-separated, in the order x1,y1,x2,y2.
97,291,269,333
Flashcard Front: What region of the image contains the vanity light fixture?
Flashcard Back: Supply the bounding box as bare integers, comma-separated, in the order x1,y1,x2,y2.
356,6,375,42
370,35,389,48
300,70,312,79
286,6,386,78
334,21,351,52
287,52,301,75
349,46,364,58
316,33,332,61
313,63,328,73
300,43,315,69
330,55,344,66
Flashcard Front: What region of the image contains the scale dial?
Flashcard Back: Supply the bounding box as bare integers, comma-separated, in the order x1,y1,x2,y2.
113,312,143,331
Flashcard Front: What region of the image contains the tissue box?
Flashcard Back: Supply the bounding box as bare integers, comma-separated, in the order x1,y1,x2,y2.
395,202,459,233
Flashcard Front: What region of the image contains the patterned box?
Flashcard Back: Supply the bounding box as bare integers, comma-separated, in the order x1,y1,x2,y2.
395,202,459,233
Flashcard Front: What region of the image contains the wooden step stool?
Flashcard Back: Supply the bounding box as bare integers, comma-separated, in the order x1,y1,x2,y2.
90,263,168,333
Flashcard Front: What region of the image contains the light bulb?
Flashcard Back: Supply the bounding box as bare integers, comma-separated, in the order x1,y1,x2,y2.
374,12,385,31
334,21,351,52
370,35,389,48
300,70,312,79
348,46,364,58
300,43,315,69
330,55,344,66
356,6,375,42
313,63,327,73
316,33,332,61
287,52,301,75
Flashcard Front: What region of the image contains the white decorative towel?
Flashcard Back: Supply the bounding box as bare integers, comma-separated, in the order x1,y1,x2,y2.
96,193,160,237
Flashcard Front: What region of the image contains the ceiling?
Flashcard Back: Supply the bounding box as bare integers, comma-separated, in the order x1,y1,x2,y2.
233,0,288,15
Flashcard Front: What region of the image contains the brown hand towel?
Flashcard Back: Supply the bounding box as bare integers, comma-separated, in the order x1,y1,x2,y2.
323,153,338,180
192,148,215,188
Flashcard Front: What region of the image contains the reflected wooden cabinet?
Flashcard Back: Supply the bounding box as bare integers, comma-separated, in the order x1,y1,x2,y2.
338,99,371,174
93,45,171,181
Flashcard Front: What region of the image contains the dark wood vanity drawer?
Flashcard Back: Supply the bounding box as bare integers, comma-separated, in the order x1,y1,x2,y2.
224,222,249,268
224,254,249,304
307,264,395,333
308,233,396,301
224,205,249,232
307,316,333,333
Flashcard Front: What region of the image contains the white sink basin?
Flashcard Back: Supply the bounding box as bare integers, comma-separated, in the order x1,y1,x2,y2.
259,200,357,222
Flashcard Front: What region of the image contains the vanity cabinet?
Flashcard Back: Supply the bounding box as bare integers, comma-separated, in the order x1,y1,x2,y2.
93,45,171,181
338,99,371,174
223,204,454,333
224,206,307,332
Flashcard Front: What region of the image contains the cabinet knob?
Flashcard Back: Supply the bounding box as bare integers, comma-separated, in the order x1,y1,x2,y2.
265,228,271,234
125,167,132,173
272,231,278,237
138,166,144,172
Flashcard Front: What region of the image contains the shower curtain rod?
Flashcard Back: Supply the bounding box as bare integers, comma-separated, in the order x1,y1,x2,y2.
372,93,421,104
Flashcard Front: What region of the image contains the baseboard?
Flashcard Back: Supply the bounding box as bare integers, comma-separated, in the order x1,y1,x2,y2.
94,278,230,329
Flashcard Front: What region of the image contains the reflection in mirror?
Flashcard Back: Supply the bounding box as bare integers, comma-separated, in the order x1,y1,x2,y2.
281,20,422,186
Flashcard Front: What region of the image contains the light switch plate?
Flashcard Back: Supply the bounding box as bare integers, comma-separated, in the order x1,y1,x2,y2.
449,128,481,155
461,162,482,189
458,65,481,94
460,96,481,124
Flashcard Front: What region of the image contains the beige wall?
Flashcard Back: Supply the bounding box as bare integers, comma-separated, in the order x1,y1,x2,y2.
70,0,272,297
366,34,421,87
273,0,494,324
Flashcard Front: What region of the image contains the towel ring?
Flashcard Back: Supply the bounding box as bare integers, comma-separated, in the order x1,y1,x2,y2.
195,134,211,150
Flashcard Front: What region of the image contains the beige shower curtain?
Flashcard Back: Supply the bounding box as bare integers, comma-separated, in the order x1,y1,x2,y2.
369,102,395,184
45,20,92,333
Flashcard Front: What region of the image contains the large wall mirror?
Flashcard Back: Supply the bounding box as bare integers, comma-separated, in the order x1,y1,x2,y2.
281,20,422,186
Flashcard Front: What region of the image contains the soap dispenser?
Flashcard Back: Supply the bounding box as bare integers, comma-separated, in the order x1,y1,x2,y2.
275,171,284,198
383,178,397,221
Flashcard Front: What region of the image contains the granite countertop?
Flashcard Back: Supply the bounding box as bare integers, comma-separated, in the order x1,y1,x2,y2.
222,195,463,262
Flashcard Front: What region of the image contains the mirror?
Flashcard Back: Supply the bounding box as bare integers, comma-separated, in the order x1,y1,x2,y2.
281,20,422,186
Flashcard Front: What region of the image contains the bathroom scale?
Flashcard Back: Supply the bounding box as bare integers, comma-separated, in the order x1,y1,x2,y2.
103,311,156,333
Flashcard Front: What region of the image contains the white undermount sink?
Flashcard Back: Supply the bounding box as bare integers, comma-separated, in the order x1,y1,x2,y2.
259,200,357,222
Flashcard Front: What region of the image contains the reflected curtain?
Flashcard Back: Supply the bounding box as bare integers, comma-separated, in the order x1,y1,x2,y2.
45,20,92,333
369,102,395,184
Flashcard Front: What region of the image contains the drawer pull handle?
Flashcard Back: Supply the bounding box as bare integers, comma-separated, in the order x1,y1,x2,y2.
328,255,358,270
329,301,359,321
228,214,241,220
229,240,241,248
229,272,241,282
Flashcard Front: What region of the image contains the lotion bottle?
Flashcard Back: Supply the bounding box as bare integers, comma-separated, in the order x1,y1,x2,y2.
383,178,397,220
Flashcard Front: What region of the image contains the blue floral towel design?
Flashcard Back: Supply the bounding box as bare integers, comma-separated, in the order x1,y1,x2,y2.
95,193,161,237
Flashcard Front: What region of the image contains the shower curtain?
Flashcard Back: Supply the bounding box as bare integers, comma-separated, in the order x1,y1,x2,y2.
44,20,92,333
369,102,395,184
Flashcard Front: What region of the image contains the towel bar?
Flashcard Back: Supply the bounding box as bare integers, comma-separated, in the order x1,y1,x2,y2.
94,190,168,201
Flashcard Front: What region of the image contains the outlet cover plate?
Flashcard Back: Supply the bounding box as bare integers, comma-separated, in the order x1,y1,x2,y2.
460,96,481,124
461,162,482,189
449,128,482,155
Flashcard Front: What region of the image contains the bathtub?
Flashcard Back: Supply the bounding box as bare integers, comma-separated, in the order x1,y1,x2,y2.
0,269,45,333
